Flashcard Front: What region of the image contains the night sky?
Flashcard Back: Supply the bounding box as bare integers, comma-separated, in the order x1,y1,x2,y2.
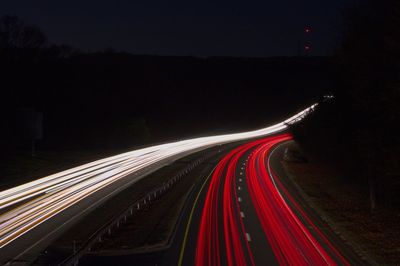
1,0,353,57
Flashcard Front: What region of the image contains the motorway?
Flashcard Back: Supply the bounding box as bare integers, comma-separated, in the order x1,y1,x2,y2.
165,133,360,266
82,133,362,265
0,105,317,264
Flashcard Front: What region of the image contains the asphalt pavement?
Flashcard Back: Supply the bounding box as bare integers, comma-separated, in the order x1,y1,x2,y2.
163,134,363,265
65,134,364,266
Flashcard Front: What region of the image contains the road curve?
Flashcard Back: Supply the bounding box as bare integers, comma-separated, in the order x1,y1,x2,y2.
0,105,317,264
176,134,359,266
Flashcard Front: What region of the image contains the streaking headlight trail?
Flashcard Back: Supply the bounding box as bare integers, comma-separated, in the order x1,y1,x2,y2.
0,104,317,248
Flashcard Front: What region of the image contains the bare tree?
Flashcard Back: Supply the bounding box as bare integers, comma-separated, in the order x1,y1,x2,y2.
338,0,400,212
0,15,46,50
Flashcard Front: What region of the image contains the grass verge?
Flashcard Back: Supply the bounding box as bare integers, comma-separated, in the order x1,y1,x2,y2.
283,142,400,265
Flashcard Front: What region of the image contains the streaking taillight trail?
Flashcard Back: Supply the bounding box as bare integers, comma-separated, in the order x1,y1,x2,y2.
195,134,350,266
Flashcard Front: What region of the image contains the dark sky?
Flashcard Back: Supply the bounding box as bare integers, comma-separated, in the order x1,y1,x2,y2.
1,0,353,57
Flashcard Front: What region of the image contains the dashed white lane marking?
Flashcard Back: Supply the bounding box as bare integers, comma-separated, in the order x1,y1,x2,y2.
238,186,242,191
246,233,252,242
238,197,242,202
240,212,245,218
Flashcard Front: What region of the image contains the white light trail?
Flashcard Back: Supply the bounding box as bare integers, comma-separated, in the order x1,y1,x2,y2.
0,104,317,248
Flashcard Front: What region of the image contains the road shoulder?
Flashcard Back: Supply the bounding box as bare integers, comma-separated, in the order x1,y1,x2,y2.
270,141,370,265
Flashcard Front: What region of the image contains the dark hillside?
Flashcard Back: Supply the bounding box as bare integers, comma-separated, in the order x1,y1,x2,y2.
1,50,332,152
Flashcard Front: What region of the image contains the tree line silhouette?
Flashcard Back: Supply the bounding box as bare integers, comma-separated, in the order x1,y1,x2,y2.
0,15,329,154
293,0,400,211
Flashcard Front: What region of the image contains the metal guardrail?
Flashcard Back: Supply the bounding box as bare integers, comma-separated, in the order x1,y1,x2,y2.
59,154,211,266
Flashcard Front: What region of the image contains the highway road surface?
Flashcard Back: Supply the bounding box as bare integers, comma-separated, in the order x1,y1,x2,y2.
0,105,318,264
81,133,363,266
171,134,362,266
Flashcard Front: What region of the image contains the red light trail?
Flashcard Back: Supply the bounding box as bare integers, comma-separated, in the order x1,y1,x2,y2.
194,134,350,265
